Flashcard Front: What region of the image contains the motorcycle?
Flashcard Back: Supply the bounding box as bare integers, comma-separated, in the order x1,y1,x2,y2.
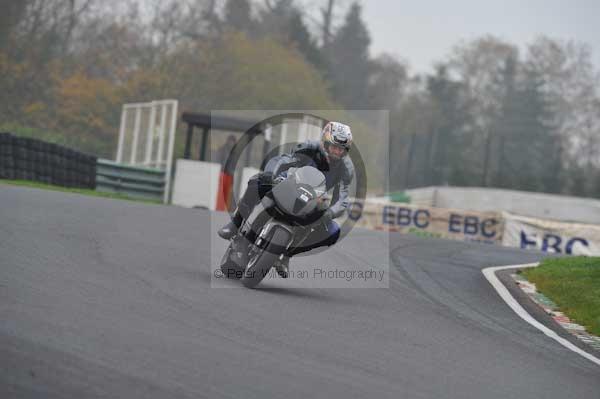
219,166,331,288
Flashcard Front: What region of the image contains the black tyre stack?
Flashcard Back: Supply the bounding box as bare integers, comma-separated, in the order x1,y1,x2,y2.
0,132,15,180
0,133,97,189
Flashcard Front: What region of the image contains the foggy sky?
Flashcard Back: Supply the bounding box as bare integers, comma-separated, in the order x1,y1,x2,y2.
360,0,600,74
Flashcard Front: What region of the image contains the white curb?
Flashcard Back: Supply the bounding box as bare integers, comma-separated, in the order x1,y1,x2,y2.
482,263,600,368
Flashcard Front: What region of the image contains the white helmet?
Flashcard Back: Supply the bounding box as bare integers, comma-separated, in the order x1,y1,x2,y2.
321,122,352,162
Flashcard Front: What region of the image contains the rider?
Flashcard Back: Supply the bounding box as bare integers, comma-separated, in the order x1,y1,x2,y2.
217,121,355,278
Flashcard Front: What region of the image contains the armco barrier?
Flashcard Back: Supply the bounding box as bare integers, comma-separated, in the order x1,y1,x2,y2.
406,186,600,225
0,132,97,188
96,159,165,202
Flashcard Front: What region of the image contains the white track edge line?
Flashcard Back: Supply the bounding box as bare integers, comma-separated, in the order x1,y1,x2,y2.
482,263,600,368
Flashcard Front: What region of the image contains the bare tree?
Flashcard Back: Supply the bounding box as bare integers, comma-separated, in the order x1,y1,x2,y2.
5,0,97,58
525,36,600,171
446,36,519,185
0,0,30,50
320,0,335,49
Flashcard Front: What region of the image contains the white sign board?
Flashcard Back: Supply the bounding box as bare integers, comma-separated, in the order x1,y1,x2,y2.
171,159,221,210
502,212,600,255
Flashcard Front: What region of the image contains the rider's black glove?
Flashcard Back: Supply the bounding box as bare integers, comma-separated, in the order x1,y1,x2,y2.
259,172,274,186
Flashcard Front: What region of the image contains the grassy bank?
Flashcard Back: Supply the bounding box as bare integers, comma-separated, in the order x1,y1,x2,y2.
523,257,600,336
0,179,162,205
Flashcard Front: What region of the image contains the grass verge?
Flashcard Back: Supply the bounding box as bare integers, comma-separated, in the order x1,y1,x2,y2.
0,179,162,205
523,256,600,336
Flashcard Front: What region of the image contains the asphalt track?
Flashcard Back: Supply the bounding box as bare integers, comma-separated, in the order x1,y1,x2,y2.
1,185,599,399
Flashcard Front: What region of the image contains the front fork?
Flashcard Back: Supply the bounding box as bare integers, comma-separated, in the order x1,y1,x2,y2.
233,198,293,267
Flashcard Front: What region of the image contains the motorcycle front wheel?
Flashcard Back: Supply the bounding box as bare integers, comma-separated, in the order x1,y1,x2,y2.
241,227,291,288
